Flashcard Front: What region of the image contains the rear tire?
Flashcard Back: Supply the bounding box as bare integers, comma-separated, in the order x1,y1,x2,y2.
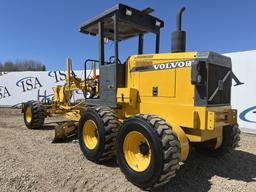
193,124,240,157
23,100,45,129
116,114,181,189
78,106,120,163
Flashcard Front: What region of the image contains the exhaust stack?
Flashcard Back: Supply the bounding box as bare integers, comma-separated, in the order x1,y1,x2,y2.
171,7,186,53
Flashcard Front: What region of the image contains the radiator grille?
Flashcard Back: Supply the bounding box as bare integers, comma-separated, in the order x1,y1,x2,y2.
208,64,231,105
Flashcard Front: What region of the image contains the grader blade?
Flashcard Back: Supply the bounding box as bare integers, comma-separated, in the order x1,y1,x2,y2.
52,122,77,143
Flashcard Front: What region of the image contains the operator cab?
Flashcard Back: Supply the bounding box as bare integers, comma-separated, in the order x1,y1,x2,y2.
80,3,164,107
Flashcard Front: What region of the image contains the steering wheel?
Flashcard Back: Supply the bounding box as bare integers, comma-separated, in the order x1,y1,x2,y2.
109,56,122,65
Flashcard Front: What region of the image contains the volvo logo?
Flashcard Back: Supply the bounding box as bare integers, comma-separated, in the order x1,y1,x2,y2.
16,77,42,92
131,60,195,72
153,60,195,70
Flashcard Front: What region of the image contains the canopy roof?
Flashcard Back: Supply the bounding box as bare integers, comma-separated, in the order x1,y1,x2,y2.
79,4,164,41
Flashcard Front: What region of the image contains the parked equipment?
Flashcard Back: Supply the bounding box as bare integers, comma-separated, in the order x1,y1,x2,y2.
77,4,240,189
23,4,240,190
22,58,98,142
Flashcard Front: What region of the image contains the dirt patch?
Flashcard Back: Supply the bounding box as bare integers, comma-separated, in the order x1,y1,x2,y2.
0,108,255,192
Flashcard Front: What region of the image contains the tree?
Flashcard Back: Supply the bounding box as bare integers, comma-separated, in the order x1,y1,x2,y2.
0,63,3,72
4,61,19,71
0,60,46,72
42,65,46,71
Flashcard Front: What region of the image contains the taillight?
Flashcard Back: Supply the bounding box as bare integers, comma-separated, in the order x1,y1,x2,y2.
197,61,205,72
196,73,202,84
191,61,207,85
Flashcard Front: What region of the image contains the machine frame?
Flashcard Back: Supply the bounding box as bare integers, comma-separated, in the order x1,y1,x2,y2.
80,3,164,107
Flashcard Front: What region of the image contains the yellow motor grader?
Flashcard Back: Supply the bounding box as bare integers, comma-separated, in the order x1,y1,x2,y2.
22,58,98,142
23,4,240,190
76,4,240,189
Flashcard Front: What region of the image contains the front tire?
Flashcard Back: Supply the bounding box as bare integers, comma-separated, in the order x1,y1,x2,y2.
193,124,240,157
23,101,45,129
116,114,181,189
78,106,120,163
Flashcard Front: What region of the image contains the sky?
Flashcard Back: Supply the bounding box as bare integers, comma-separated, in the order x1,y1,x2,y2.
0,0,255,70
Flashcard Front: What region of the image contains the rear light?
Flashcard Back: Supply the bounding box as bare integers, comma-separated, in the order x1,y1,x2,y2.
196,74,202,84
197,62,205,73
191,61,206,85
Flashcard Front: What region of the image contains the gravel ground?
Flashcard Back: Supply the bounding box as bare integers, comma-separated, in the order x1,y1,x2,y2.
0,108,255,192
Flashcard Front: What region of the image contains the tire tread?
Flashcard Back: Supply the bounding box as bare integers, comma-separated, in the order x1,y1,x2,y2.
134,114,181,189
92,107,120,162
24,100,45,129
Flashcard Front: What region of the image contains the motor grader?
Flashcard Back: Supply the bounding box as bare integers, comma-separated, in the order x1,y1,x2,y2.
23,4,240,190
22,58,98,142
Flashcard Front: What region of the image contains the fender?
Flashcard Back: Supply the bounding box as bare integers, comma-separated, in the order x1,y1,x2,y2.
171,123,189,161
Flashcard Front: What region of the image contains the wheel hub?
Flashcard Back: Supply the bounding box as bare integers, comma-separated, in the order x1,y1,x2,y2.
123,131,151,172
25,106,32,123
139,142,149,156
83,120,99,150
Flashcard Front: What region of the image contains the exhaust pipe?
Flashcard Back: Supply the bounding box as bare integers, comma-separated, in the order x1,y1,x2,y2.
171,6,186,53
